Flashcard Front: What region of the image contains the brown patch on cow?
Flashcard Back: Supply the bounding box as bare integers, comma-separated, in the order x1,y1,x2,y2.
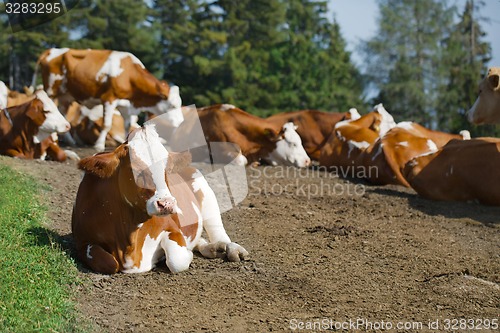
24,99,46,127
78,144,128,178
166,151,192,174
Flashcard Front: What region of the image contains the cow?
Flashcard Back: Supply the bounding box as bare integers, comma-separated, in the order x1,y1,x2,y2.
361,122,470,187
65,102,126,147
191,104,311,167
266,109,359,160
0,90,71,159
468,67,500,124
72,121,248,274
319,104,396,169
34,48,184,151
403,138,500,205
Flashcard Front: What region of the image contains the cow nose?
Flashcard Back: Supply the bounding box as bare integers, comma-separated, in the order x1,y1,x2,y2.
305,158,311,167
156,197,177,215
65,123,71,132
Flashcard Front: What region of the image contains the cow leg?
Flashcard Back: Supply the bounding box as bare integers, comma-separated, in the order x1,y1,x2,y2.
94,100,118,151
193,176,249,262
160,233,193,273
82,244,119,274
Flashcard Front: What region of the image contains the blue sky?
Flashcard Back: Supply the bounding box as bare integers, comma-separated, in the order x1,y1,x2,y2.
328,0,500,71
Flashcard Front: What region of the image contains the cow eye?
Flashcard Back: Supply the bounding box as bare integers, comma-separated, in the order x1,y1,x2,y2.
43,109,50,114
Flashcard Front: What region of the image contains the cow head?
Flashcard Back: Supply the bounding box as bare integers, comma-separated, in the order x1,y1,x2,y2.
468,67,500,124
78,123,179,216
264,122,311,168
29,90,71,134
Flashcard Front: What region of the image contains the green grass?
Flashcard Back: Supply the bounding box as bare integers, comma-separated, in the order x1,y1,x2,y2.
0,164,87,333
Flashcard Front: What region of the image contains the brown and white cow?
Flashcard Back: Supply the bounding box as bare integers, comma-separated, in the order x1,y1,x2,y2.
72,122,248,274
468,67,500,124
192,104,311,167
319,104,396,169
403,138,500,205
266,109,359,160
361,122,469,187
0,90,71,159
65,102,126,147
34,48,184,151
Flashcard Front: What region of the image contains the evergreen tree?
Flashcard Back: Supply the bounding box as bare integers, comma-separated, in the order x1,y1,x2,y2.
362,0,455,126
436,0,493,136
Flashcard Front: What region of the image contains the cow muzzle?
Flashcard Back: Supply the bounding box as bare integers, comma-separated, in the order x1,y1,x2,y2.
147,195,178,216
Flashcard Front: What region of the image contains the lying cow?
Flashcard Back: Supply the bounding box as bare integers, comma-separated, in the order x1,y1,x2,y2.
468,67,500,124
0,90,71,159
266,109,359,160
194,104,311,167
72,122,248,274
361,122,470,187
34,48,184,151
319,104,396,169
65,102,126,147
403,138,500,205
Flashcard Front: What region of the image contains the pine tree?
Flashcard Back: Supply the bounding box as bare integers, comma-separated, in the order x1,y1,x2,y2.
362,0,455,126
436,0,493,136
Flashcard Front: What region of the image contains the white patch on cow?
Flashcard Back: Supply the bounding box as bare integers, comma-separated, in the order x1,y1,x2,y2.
426,139,438,152
265,122,311,168
398,141,409,147
348,108,361,120
160,235,193,273
95,51,145,83
81,105,104,122
220,104,236,111
396,121,414,131
128,123,178,215
347,140,370,158
373,103,396,136
122,232,166,273
0,80,8,109
47,73,64,96
35,90,71,134
46,48,69,62
39,152,47,160
86,245,93,260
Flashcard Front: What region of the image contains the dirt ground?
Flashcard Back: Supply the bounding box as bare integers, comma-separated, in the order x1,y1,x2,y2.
1,149,499,332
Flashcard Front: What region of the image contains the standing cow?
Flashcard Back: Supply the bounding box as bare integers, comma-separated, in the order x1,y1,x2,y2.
33,48,184,151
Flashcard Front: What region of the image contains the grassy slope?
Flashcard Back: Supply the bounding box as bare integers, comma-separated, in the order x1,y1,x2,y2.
0,164,86,332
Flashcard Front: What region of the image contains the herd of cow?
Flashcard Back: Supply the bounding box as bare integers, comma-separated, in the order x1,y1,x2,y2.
0,47,499,274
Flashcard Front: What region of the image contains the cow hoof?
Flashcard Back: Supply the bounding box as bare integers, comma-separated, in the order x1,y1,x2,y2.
226,242,249,262
199,241,227,259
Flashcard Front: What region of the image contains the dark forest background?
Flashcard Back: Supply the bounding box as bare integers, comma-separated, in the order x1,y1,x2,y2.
0,0,496,136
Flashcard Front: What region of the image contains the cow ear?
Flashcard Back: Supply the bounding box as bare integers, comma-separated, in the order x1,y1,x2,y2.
264,128,283,142
488,73,500,90
78,144,128,178
25,100,44,122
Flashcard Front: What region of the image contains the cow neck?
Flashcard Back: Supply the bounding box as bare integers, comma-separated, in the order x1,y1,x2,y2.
8,106,41,156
